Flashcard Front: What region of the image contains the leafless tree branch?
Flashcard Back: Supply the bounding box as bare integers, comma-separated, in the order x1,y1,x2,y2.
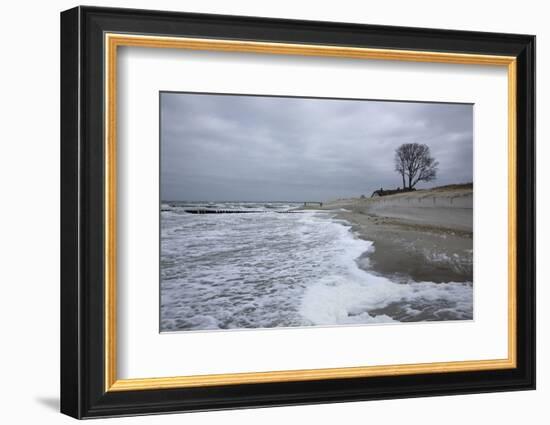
393,143,438,189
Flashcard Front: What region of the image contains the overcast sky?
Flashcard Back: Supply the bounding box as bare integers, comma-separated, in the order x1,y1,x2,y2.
161,92,472,202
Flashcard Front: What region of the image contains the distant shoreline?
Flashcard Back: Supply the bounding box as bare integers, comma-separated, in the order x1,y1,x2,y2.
302,186,473,284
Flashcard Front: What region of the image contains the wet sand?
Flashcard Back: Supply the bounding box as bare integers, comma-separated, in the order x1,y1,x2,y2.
302,187,473,283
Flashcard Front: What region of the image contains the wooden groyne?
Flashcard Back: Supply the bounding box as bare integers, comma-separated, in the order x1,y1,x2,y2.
184,209,263,214
183,209,307,214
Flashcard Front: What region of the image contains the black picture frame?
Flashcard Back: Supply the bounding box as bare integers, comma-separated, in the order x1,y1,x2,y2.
60,5,535,419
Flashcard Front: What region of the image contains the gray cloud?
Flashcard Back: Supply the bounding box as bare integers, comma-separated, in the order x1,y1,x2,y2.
161,92,473,201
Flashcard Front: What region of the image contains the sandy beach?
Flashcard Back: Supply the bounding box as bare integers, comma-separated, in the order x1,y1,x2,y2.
302,185,473,285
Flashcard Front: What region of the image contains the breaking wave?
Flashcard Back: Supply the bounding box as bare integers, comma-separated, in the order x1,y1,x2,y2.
160,202,472,332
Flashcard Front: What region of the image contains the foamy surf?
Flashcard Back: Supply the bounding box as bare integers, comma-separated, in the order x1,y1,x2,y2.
300,273,473,325
298,228,473,325
160,202,473,332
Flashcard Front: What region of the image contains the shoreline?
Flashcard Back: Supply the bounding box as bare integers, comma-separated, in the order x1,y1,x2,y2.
161,193,474,329
304,187,473,284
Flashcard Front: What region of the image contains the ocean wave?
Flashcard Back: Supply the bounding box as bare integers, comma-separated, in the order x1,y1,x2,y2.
421,249,473,275
300,275,473,325
160,204,473,332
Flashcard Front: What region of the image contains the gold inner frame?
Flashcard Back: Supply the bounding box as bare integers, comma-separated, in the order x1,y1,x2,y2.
104,33,517,392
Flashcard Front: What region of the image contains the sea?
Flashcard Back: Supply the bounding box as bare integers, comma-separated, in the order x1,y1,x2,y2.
160,201,473,332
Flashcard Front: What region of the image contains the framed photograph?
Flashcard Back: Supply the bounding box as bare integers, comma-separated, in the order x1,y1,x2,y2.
60,6,535,419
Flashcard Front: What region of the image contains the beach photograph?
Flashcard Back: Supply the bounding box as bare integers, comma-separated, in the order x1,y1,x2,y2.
160,92,473,332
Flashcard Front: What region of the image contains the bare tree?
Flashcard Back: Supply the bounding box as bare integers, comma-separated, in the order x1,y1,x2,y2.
394,143,438,189
394,148,407,189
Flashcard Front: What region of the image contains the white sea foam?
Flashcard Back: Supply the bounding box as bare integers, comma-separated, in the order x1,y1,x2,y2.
300,274,473,325
160,202,473,332
298,224,472,325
